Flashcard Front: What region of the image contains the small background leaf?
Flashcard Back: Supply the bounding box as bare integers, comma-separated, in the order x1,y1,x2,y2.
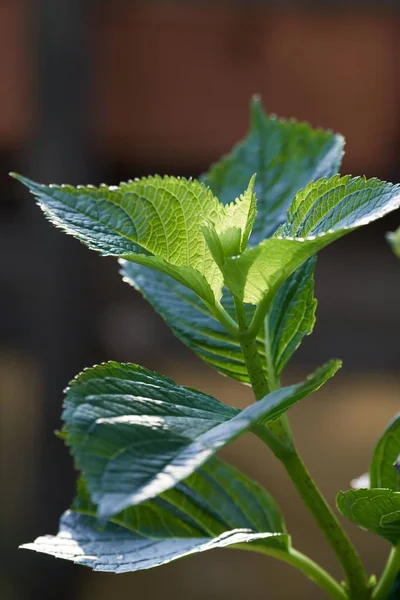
370,414,400,491
337,489,400,545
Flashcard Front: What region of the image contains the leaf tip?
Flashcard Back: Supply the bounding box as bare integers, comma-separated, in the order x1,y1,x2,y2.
9,171,40,191
9,171,27,184
248,173,257,190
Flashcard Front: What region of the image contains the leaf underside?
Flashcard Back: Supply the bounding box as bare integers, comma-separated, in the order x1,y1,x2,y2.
21,458,289,573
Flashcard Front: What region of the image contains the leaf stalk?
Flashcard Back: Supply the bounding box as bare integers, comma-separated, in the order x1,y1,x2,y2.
255,546,348,600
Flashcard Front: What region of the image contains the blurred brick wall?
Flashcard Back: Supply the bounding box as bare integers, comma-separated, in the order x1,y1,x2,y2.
2,1,400,177
93,4,400,175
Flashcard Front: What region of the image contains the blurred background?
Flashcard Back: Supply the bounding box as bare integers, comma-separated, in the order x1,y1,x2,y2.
1,1,400,599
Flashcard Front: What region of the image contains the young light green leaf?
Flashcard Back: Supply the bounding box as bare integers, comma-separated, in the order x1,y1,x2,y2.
224,176,400,304
223,235,329,304
214,174,257,255
370,414,400,491
337,489,400,545
21,458,289,572
202,97,344,242
387,227,400,258
63,360,340,519
10,173,224,302
199,100,340,378
202,175,257,269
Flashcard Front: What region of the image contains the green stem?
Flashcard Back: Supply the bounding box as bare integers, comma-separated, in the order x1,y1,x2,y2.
283,452,369,599
239,332,270,397
238,331,294,452
258,546,348,600
234,296,248,330
263,312,280,391
372,545,400,600
238,333,369,599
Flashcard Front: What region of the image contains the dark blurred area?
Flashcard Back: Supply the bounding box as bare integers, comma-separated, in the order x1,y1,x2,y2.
1,1,400,599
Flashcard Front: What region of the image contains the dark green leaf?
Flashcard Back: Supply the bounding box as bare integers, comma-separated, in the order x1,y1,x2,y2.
63,360,340,518
75,458,287,543
337,489,400,544
370,414,400,491
21,458,289,572
121,256,316,389
267,257,317,379
121,260,261,383
202,97,344,242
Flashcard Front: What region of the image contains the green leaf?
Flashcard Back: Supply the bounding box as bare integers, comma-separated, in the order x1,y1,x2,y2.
207,174,257,259
121,261,258,382
370,414,400,491
337,489,400,545
78,458,287,541
202,97,345,242
121,101,340,384
225,176,400,304
223,235,328,304
121,259,317,383
63,360,340,518
387,227,400,258
266,257,317,379
22,514,287,573
10,173,226,302
278,175,400,238
21,458,289,572
121,252,316,389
